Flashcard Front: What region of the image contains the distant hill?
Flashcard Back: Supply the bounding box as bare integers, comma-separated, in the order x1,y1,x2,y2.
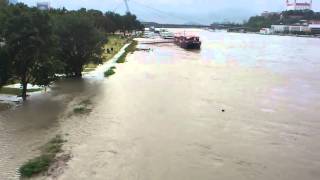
184,22,201,26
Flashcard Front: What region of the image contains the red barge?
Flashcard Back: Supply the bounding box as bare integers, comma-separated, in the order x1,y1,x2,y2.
174,34,201,49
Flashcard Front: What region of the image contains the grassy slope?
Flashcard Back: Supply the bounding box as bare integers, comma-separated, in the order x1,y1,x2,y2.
0,87,42,96
83,35,127,72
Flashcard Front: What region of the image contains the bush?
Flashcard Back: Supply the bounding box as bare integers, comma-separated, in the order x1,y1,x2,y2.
126,40,138,53
73,106,87,113
116,41,137,63
19,135,65,178
43,135,64,154
19,155,52,178
104,67,116,77
73,99,92,114
116,53,126,63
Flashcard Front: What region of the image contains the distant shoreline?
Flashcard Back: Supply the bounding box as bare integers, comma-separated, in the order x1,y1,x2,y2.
228,31,320,39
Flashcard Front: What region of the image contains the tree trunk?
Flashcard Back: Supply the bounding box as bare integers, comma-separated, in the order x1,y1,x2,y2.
74,66,82,78
75,71,82,78
21,81,27,101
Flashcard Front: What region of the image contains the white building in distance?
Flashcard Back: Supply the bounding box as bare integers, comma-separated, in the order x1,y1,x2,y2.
286,0,312,11
271,25,310,33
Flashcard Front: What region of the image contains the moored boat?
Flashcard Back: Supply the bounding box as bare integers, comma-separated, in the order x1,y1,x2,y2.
160,31,174,39
174,34,201,49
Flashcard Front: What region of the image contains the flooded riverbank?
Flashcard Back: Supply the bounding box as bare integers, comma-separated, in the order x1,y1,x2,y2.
1,29,320,179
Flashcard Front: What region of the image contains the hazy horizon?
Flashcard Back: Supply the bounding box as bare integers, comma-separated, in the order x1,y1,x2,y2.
18,0,320,24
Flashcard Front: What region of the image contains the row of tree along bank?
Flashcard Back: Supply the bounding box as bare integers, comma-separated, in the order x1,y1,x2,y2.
246,10,320,32
212,10,320,34
0,1,144,101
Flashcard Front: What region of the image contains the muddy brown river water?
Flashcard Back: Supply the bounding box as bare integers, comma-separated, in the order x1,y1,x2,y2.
1,29,320,180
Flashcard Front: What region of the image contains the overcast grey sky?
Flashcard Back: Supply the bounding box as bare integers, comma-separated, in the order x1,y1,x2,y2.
19,0,320,24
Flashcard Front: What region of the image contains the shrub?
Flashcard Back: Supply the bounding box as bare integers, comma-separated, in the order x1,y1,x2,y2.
19,155,53,177
116,40,137,63
104,67,116,77
19,135,65,177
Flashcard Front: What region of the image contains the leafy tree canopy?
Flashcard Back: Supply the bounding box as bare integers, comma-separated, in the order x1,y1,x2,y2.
54,12,106,77
2,4,61,100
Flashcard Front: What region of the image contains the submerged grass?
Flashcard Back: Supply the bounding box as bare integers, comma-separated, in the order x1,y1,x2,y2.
0,87,42,96
19,135,65,178
73,107,88,114
19,155,52,178
116,40,138,63
0,103,12,112
104,66,116,77
116,53,127,64
73,99,92,114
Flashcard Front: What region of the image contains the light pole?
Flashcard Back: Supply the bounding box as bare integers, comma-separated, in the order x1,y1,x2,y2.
124,0,130,13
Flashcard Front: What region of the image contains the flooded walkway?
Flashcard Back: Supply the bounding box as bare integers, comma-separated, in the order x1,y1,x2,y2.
1,30,320,180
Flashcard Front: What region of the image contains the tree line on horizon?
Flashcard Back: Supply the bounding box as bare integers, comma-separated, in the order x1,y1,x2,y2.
0,1,144,100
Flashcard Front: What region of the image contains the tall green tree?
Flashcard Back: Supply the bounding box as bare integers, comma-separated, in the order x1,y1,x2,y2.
0,0,9,87
3,4,60,100
0,48,10,87
104,12,119,33
0,0,8,30
246,15,280,32
120,13,143,35
55,13,106,77
87,9,106,30
0,0,8,7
